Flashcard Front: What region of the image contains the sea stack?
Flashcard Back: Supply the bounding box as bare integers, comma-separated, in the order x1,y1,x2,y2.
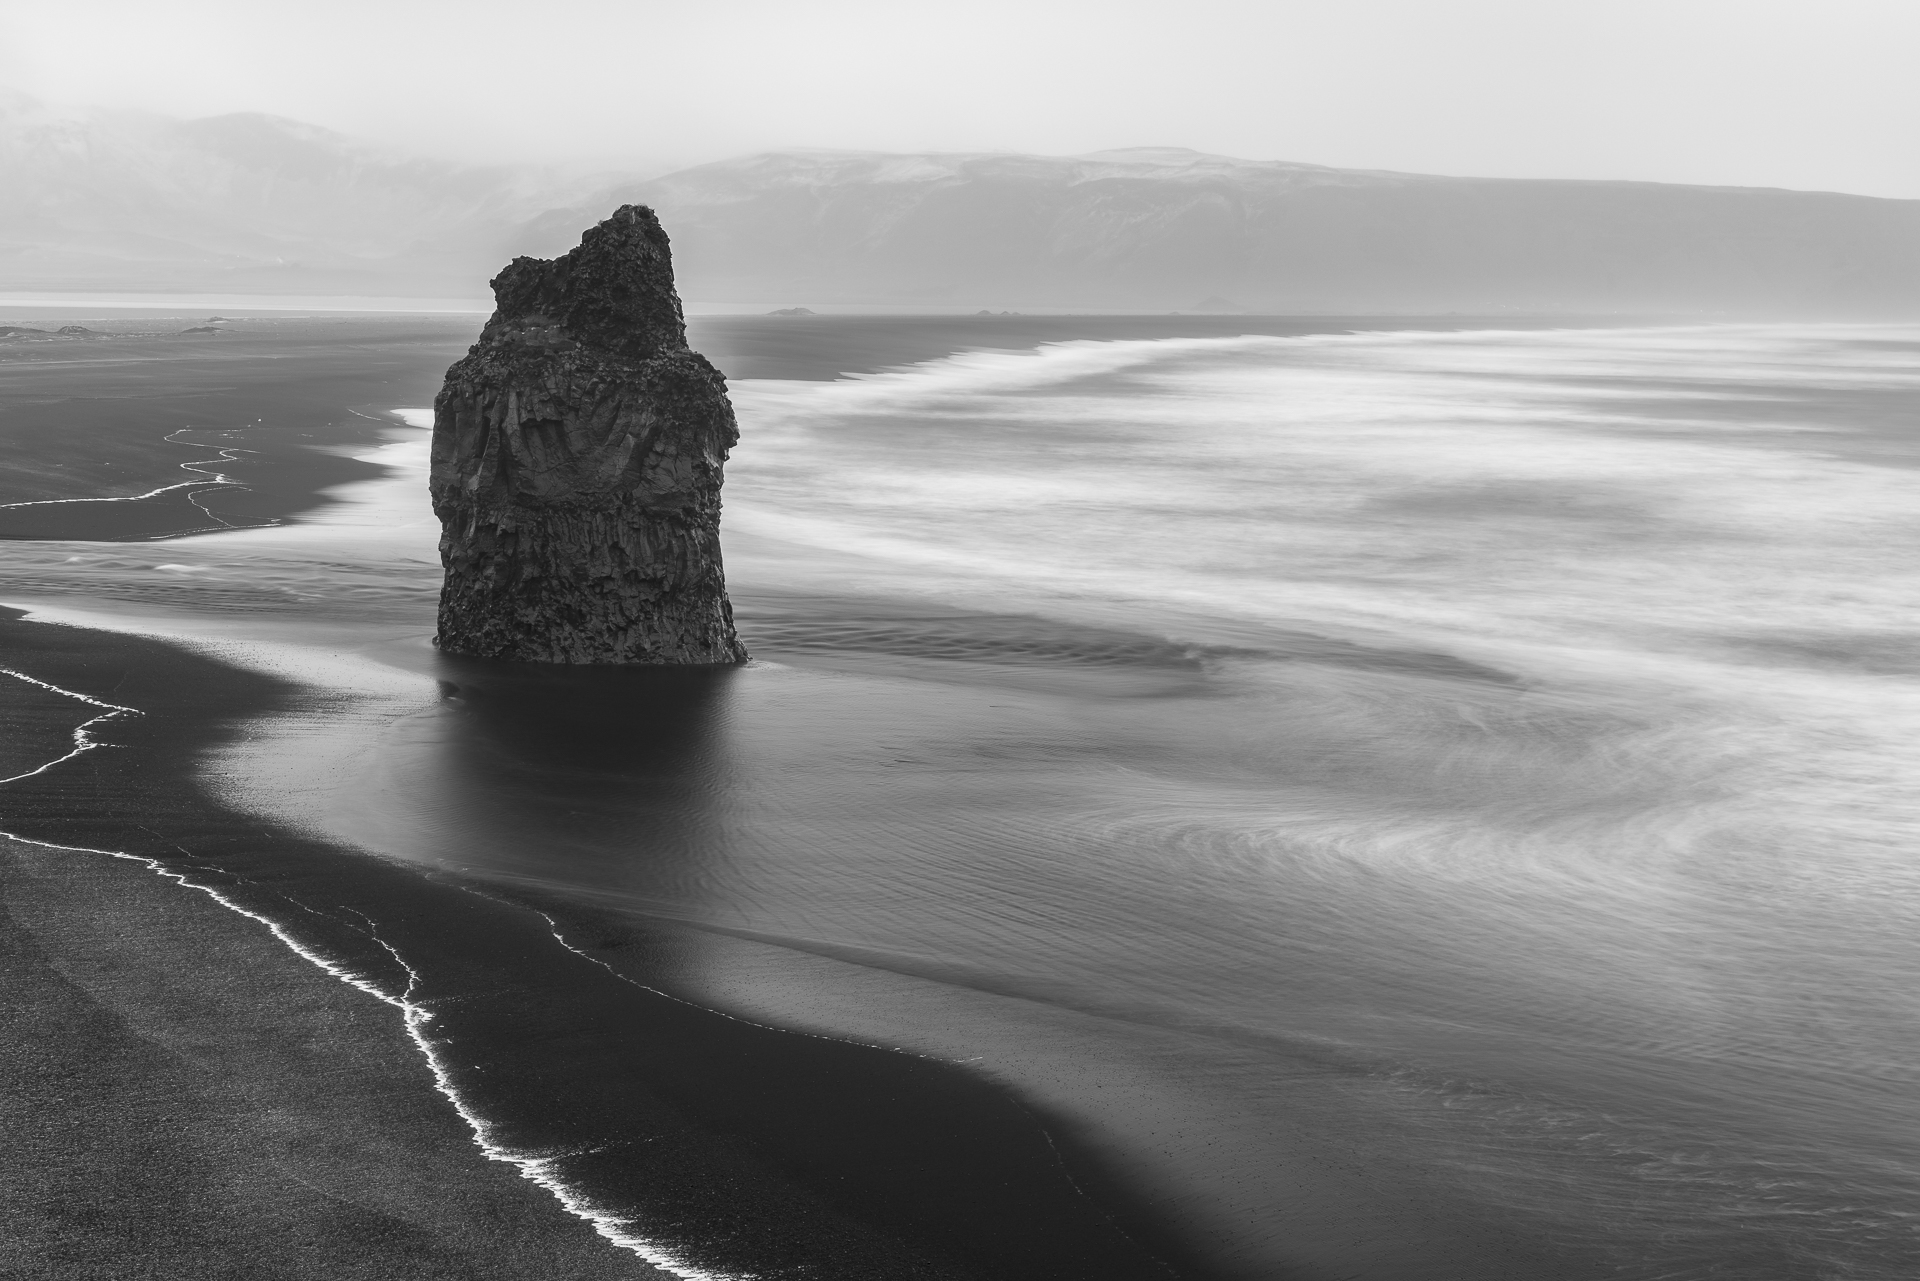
430,205,747,663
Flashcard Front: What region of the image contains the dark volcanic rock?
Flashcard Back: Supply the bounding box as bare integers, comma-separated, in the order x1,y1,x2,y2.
430,205,747,664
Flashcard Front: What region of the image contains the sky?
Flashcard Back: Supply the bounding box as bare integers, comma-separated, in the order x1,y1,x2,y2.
2,0,1917,197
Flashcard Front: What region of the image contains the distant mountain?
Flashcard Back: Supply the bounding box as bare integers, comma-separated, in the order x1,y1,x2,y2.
0,91,585,296
578,148,1920,315
4,93,1917,315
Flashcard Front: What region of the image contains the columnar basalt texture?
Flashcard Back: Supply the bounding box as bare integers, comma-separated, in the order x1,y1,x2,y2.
430,205,747,663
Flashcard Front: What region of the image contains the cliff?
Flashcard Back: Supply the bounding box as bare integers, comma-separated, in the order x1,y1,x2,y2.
429,205,747,664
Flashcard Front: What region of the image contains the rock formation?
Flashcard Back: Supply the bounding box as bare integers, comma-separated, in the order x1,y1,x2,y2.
430,205,748,664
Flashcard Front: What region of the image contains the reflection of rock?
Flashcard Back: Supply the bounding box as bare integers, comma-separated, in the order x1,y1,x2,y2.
179,326,223,334
431,205,747,665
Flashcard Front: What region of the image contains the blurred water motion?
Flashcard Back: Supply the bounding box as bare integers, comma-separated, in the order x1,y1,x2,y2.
12,321,1920,1279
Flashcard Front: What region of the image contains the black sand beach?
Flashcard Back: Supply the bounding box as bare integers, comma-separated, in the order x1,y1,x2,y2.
0,312,1317,1277
0,833,662,1281
0,606,1193,1279
0,310,1637,1279
11,311,1908,1280
0,317,475,539
0,309,1627,535
0,313,1344,1281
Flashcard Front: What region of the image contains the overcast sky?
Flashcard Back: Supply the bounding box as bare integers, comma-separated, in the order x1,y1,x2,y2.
3,0,1915,197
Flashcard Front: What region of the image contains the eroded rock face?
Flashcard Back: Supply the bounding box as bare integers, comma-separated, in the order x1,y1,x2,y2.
430,205,747,664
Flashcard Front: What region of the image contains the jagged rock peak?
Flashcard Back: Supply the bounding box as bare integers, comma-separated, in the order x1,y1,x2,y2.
430,204,748,665
487,205,690,362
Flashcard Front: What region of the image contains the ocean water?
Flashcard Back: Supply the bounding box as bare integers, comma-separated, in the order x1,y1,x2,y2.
7,322,1920,1278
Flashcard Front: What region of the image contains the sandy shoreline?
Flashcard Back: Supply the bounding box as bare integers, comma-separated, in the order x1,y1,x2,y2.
0,598,662,1278
0,318,478,540
0,604,1192,1279
0,833,663,1280
0,314,1220,1277
0,312,1744,1278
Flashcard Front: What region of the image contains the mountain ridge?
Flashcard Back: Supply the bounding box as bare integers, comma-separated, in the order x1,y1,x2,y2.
583,147,1920,314
4,93,1916,315
0,92,591,294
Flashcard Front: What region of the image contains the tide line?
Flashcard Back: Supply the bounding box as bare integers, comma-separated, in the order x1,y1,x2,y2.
0,664,748,1281
0,428,276,535
0,665,140,785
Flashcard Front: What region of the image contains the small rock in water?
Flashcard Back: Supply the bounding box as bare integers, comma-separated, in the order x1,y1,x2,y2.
431,205,748,665
766,306,816,316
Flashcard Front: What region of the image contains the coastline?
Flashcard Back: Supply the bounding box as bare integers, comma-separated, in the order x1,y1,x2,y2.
0,316,1619,1280
0,606,1193,1279
10,315,1889,1277
0,831,663,1280
0,316,476,538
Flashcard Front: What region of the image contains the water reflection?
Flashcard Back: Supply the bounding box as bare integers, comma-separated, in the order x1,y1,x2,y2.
413,653,1199,1280
419,655,742,912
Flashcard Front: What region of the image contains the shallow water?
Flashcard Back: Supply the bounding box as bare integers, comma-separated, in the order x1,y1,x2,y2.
7,321,1920,1278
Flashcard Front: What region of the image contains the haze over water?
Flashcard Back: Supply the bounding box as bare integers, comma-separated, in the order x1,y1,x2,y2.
11,321,1920,1278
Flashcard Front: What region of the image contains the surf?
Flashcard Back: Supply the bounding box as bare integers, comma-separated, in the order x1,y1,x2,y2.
4,320,1918,1277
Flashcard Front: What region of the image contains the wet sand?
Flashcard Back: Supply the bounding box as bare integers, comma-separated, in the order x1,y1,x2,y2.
0,605,1192,1279
0,310,1710,1278
0,312,1624,539
0,317,477,538
0,833,663,1281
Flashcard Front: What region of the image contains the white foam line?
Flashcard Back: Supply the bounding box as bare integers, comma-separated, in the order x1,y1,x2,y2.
165,430,261,532
520,900,1178,1271
0,665,141,784
0,427,277,536
156,428,279,534
0,664,747,1281
0,478,227,510
0,428,248,512
337,906,750,1281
